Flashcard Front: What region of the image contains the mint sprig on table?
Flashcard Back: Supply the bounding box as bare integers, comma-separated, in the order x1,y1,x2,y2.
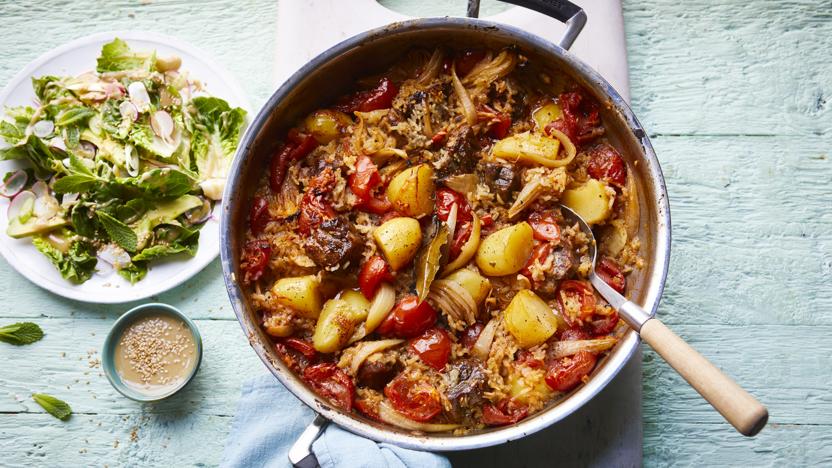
32,393,72,421
0,322,44,345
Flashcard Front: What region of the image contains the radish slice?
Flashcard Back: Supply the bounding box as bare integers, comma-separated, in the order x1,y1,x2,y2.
31,180,49,198
48,137,67,152
125,144,139,176
34,195,59,219
119,100,139,121
8,190,35,221
99,244,131,269
184,199,212,225
32,120,54,138
79,140,97,157
0,170,27,198
150,110,174,141
127,82,150,111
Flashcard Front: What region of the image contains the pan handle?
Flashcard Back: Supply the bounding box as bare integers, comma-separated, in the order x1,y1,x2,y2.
288,414,328,468
468,0,587,50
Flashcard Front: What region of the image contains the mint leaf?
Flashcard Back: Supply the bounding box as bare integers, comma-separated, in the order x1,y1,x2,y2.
0,322,44,345
32,394,72,420
52,174,98,194
97,211,138,252
54,106,95,127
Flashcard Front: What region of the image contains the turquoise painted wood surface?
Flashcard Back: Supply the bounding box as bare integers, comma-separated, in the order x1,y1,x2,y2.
0,0,830,466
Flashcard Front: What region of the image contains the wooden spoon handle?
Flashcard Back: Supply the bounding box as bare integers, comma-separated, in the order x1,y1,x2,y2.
640,318,769,436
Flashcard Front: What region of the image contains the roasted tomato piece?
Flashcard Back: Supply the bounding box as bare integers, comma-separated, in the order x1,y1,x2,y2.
454,49,486,77
349,156,382,201
460,322,484,349
528,211,561,243
596,257,626,294
558,279,597,325
241,240,271,284
558,326,590,342
358,255,394,299
409,327,452,371
335,77,398,113
545,90,603,146
377,295,437,338
587,309,619,336
303,363,355,411
384,373,442,422
274,341,311,373
355,195,393,215
430,131,448,147
269,130,318,191
449,221,473,260
520,242,552,280
435,188,473,223
545,351,597,392
482,398,529,426
487,113,512,139
587,143,627,188
283,338,317,360
354,397,381,421
298,168,337,235
249,196,271,235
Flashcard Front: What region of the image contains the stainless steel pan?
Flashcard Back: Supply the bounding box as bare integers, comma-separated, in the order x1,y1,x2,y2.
219,0,670,460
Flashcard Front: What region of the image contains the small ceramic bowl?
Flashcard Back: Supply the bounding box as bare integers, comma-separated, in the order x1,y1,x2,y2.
102,303,203,402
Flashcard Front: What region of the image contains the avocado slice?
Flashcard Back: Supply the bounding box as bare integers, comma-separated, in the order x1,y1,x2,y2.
7,216,68,239
133,194,202,250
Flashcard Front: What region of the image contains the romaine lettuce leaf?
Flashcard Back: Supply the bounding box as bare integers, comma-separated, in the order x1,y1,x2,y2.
96,39,155,73
0,106,34,145
188,97,246,200
32,235,97,284
0,134,63,178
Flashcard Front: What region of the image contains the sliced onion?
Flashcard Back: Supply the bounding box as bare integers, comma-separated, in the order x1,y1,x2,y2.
46,232,71,253
546,128,577,166
124,144,139,176
349,339,404,375
624,170,640,239
508,180,543,219
0,170,27,198
31,180,49,198
429,279,478,326
364,283,396,333
119,100,139,121
150,110,174,141
443,174,478,195
127,82,151,111
442,212,480,275
416,49,443,85
472,319,499,360
32,120,54,138
98,244,131,269
549,338,618,359
8,190,35,221
451,64,477,126
378,400,461,432
446,202,458,239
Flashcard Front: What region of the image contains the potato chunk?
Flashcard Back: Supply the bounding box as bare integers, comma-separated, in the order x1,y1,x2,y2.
272,275,322,319
304,110,352,144
532,102,562,131
492,131,562,168
476,222,534,276
504,290,560,348
373,217,422,270
312,292,369,353
386,164,435,218
561,178,613,225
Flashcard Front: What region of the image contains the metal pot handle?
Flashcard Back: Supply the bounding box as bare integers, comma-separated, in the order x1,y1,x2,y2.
468,0,587,50
288,414,328,468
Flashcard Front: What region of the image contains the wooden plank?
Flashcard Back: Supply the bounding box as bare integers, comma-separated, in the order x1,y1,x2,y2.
624,0,832,136
0,413,232,467
644,422,832,466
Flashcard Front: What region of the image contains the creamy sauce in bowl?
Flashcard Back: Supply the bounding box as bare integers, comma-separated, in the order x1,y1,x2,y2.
114,314,197,397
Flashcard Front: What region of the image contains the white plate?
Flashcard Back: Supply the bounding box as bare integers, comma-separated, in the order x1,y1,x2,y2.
0,31,251,303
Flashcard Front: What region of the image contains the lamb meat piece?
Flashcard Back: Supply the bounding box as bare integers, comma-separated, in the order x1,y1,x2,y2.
304,215,363,270
356,359,401,391
477,162,520,200
445,359,487,422
436,126,479,178
534,246,577,299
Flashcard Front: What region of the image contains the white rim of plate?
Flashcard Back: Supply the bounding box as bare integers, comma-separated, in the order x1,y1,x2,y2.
0,31,252,303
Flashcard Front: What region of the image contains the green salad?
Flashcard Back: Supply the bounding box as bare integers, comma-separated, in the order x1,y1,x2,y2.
0,39,246,284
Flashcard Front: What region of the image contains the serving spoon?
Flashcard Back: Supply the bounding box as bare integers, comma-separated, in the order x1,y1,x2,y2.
560,205,769,436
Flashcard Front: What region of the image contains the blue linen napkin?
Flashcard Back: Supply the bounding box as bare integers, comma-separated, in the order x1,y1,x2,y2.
221,374,451,468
